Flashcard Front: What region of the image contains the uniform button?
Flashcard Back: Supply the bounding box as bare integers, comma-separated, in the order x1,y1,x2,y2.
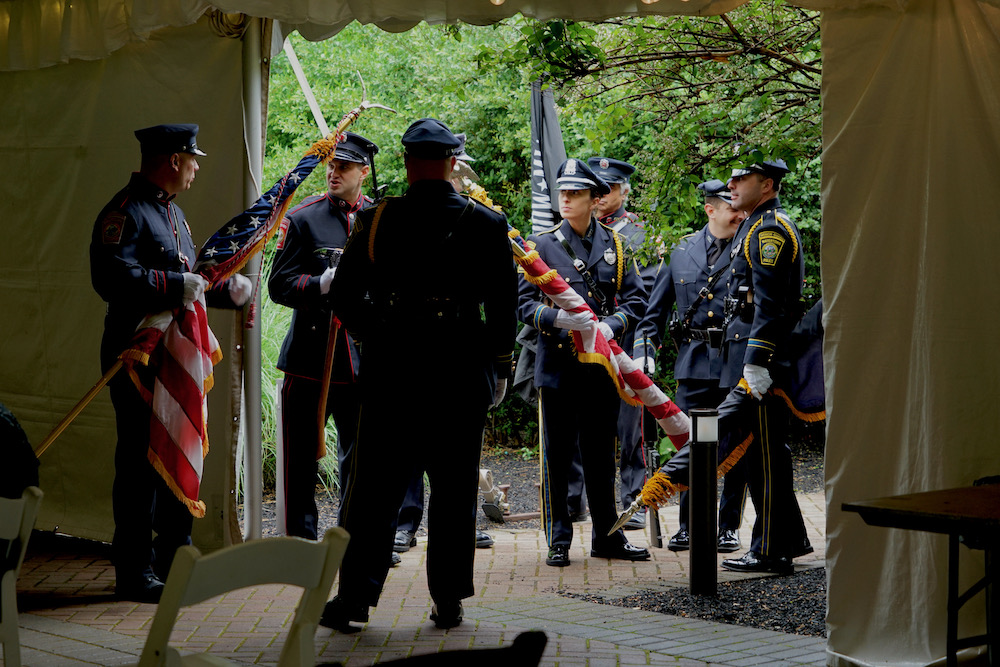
735,334,740,339
437,312,444,317
707,311,714,318
707,293,713,300
557,344,563,349
588,291,593,297
679,279,685,284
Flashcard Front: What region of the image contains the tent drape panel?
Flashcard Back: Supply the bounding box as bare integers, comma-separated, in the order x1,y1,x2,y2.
0,17,247,547
0,0,762,71
821,0,1000,663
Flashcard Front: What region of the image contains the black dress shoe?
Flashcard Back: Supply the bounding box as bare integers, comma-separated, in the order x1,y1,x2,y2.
667,529,690,552
116,573,165,604
590,541,651,561
717,529,741,553
393,530,417,553
792,539,814,558
430,600,464,629
545,544,570,567
391,551,402,567
319,596,369,633
721,551,793,575
622,508,646,530
475,530,494,548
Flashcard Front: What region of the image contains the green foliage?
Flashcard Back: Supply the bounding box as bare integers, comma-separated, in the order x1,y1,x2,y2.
256,13,826,489
475,5,823,269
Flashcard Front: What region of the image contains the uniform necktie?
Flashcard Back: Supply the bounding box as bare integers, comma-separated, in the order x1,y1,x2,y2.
707,237,728,266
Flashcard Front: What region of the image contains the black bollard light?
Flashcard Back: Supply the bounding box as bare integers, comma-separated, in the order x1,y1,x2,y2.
689,407,719,596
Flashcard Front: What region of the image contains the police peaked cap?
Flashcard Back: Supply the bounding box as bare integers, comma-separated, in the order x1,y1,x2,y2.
334,131,378,165
730,147,790,182
134,123,207,156
556,158,611,195
587,157,635,184
454,133,475,162
697,179,733,204
402,118,462,159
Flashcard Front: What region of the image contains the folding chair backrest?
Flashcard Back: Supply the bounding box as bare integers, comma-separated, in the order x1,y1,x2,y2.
138,527,349,667
1,486,43,667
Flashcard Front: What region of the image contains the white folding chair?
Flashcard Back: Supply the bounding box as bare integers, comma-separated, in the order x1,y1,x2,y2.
0,486,43,667
137,527,349,667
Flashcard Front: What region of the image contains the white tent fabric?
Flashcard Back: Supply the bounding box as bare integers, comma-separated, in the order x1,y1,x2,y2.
0,16,248,550
2,1,999,665
820,0,1000,663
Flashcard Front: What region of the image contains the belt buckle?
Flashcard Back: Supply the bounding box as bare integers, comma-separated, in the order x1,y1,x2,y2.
573,258,586,272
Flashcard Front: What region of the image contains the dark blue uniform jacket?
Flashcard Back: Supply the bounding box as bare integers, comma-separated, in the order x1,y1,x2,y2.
333,180,516,406
517,219,646,390
268,192,369,384
90,173,241,371
642,224,731,382
720,197,804,389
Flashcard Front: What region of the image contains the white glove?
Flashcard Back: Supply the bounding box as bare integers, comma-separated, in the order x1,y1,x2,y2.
228,273,253,307
743,363,772,400
319,267,337,295
491,378,508,408
637,356,656,375
553,309,593,331
181,273,209,306
598,321,614,342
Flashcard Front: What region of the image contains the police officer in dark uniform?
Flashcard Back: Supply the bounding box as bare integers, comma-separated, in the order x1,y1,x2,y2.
717,153,812,574
588,156,656,529
640,179,748,553
268,132,378,540
319,119,516,632
90,124,252,602
519,157,650,568
392,134,495,555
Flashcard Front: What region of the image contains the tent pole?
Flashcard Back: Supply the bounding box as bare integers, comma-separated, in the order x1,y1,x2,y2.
241,17,264,541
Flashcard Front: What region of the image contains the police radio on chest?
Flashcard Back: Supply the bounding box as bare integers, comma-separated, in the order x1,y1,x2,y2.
736,286,753,323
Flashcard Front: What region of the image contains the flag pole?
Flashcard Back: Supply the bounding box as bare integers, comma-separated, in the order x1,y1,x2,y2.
34,360,123,457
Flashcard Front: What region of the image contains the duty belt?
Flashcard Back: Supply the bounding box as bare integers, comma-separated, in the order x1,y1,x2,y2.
384,296,480,322
687,327,724,346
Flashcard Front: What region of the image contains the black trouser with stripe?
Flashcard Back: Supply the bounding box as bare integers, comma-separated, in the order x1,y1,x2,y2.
740,393,809,557
674,380,748,534
538,365,628,551
279,375,360,540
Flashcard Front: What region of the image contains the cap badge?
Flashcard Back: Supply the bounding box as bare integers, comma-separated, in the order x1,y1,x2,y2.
599,158,609,169
565,159,577,175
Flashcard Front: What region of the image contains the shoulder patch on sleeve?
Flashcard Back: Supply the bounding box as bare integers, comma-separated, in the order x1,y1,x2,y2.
101,211,126,245
757,229,785,267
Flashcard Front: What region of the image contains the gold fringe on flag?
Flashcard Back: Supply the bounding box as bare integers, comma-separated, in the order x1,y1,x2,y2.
640,471,681,508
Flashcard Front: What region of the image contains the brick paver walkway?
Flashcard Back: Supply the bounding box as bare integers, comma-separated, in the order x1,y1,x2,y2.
12,490,827,666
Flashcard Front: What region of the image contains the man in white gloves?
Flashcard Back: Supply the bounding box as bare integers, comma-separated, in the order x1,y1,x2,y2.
268,132,378,540
640,178,747,554
90,124,252,603
716,150,812,575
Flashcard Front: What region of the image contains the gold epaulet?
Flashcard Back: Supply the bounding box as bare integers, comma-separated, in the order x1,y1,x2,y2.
536,225,559,236
680,232,697,240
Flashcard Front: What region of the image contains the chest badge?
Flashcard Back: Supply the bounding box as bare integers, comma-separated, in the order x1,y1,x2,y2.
604,247,617,265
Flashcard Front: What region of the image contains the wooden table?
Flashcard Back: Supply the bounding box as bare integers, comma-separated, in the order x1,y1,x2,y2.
843,485,1000,666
